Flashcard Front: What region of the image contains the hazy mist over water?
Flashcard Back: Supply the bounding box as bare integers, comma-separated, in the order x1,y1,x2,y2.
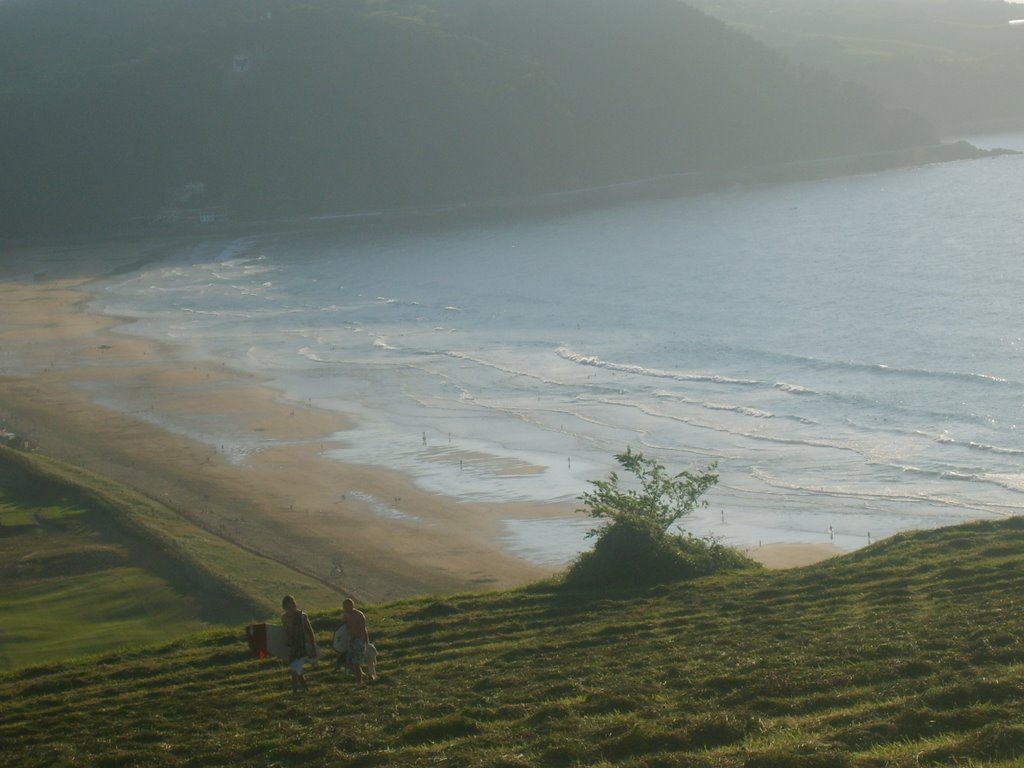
90,134,1024,564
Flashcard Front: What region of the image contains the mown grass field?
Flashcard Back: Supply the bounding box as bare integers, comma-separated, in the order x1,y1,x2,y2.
5,513,1024,766
0,444,339,669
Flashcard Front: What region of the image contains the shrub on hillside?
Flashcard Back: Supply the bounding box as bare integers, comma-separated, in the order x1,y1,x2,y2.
564,448,757,588
564,517,754,587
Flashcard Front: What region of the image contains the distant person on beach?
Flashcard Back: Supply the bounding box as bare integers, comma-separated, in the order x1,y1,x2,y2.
281,594,317,692
342,598,371,683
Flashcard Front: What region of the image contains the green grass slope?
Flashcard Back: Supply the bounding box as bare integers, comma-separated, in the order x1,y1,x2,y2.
0,444,339,669
4,516,1024,767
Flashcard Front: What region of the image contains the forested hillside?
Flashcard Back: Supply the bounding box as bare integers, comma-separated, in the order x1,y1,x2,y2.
686,0,1024,136
0,0,940,237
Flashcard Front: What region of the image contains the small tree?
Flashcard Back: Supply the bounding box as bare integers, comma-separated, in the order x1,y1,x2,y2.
566,448,754,587
577,447,718,536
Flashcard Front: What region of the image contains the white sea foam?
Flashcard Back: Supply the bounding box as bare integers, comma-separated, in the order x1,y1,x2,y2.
983,473,1024,493
968,441,1024,456
556,346,760,386
773,382,815,395
941,471,982,482
702,402,773,419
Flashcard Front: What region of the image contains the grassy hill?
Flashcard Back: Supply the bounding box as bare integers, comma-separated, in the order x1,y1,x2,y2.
0,443,340,669
5,511,1024,766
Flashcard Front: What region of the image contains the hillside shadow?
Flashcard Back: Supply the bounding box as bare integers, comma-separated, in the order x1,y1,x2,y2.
82,507,263,625
0,450,264,626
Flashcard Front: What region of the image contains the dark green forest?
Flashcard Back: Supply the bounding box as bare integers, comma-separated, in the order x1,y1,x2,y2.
0,0,947,237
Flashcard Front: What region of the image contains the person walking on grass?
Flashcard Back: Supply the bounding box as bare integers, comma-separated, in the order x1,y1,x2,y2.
282,594,317,693
342,598,371,683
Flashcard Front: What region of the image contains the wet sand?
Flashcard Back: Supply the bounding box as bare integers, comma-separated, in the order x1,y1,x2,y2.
744,542,843,569
0,245,843,604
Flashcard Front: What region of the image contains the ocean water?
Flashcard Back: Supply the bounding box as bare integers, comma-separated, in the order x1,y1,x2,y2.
87,133,1024,564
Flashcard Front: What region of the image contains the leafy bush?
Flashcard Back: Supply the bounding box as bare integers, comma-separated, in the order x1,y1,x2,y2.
576,447,718,534
565,519,754,587
564,448,756,587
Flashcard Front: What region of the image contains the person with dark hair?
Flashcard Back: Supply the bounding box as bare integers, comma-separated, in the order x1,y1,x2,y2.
281,594,317,692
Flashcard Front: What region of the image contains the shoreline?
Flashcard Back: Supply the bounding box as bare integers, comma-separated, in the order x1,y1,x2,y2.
4,140,1015,254
0,255,844,602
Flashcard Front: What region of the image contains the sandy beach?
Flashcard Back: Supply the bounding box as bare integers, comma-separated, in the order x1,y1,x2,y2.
0,243,843,603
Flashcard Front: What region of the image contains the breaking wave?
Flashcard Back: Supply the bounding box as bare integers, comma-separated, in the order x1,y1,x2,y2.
556,346,760,386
